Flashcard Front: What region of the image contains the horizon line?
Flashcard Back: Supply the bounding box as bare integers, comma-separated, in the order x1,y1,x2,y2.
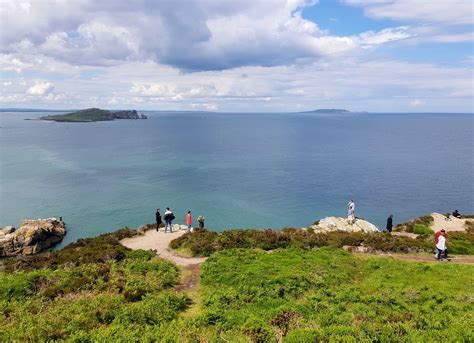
0,107,473,115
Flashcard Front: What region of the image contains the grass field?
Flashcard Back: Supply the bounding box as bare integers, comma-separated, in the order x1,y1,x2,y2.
2,231,473,342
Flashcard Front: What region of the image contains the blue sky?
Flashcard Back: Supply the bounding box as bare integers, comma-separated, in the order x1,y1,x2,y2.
0,0,473,112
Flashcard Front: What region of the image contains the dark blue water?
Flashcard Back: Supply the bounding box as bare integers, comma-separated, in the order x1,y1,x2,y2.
1,111,473,246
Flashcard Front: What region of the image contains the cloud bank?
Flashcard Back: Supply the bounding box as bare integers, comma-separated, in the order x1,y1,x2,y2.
0,0,472,112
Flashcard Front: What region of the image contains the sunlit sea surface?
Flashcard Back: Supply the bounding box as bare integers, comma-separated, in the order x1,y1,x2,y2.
1,111,473,247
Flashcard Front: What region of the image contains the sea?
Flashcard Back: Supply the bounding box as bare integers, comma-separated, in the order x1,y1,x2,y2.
1,111,473,247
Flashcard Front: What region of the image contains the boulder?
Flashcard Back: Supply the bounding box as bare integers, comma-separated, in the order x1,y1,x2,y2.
137,225,147,235
309,217,379,233
172,224,189,232
1,226,15,235
0,218,66,257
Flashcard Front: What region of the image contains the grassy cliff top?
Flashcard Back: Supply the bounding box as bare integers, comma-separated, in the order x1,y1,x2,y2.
1,227,473,341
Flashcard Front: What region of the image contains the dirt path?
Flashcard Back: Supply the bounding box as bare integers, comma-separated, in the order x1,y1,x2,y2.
174,263,201,292
120,229,206,266
356,251,474,264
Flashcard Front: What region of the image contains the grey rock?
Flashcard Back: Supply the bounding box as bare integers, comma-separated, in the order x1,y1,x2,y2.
0,218,66,257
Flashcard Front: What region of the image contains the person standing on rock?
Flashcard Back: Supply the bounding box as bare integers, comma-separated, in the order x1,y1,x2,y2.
386,214,393,233
197,215,205,230
186,211,193,232
347,200,355,224
164,208,175,233
155,208,162,231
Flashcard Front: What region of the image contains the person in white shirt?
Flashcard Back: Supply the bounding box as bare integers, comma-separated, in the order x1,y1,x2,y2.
347,200,355,224
436,231,448,261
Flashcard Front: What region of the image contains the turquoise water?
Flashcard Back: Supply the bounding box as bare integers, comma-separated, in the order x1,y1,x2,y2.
1,111,473,247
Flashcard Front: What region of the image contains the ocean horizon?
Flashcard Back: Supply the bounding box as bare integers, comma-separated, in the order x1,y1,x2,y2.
1,111,473,247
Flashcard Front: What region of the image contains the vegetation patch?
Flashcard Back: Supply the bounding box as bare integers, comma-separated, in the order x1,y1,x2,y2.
395,215,434,233
192,247,474,341
2,227,137,272
0,229,188,341
170,227,474,257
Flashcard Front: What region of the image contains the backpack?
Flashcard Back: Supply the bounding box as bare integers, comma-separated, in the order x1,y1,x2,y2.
170,213,176,221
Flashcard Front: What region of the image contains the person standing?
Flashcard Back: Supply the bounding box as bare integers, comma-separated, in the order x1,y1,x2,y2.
436,230,448,261
155,208,162,231
186,211,192,232
347,200,355,224
164,207,175,233
386,214,393,233
197,215,205,229
452,210,461,218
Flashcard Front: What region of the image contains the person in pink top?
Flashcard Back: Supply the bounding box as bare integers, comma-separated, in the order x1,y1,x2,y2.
186,211,192,232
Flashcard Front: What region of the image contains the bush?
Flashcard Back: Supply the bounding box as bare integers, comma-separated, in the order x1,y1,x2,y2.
465,221,474,234
170,228,458,256
3,227,138,272
413,224,434,235
395,215,434,233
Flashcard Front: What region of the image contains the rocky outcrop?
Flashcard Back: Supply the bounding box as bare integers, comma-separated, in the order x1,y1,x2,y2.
0,218,66,257
309,217,379,233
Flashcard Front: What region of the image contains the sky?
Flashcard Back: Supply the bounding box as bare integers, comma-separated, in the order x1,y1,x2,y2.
0,0,473,112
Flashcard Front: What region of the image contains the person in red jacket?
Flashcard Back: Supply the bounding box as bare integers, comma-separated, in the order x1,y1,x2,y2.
435,229,447,244
434,229,447,258
186,211,192,232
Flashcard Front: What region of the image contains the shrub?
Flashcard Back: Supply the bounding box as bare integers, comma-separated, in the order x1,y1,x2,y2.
395,215,434,233
465,221,474,234
170,228,459,256
3,228,138,272
412,224,434,235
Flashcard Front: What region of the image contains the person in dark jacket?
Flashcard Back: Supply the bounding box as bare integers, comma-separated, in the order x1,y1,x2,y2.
197,215,205,230
386,214,393,233
163,207,175,233
155,208,162,231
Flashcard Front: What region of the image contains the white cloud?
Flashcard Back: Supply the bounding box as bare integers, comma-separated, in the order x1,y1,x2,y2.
26,82,54,96
0,0,418,71
410,99,425,107
345,0,473,25
0,1,472,112
357,26,412,45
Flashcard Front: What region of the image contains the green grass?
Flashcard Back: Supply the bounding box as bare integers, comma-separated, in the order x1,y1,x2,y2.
413,224,434,235
193,248,474,342
1,228,473,341
0,250,188,341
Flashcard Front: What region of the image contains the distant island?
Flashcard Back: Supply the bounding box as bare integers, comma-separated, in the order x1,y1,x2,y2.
39,108,147,122
300,108,350,113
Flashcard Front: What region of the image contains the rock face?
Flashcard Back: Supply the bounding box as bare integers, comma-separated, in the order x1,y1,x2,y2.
0,218,66,257
310,217,379,233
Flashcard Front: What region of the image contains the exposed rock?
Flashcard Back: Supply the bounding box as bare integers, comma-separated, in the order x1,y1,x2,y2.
172,224,189,232
430,212,471,232
0,218,66,257
137,225,147,235
1,226,15,235
112,110,140,119
309,216,379,233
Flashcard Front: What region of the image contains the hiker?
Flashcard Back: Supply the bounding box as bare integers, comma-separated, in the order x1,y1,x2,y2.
163,207,175,233
197,215,205,229
186,211,192,232
347,200,355,224
435,229,448,246
155,208,162,231
436,230,448,261
452,209,461,219
386,214,393,233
